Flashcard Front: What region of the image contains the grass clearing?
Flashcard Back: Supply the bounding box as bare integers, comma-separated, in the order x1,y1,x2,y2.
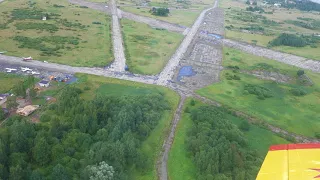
120,7,200,26
222,0,320,60
0,0,113,67
197,47,320,137
168,98,290,179
0,73,22,93
74,73,180,179
121,19,183,75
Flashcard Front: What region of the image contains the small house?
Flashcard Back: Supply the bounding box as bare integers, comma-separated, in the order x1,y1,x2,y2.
42,16,47,21
39,80,50,87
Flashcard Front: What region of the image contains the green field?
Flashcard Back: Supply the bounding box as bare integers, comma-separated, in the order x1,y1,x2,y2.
121,19,183,74
222,0,320,60
197,47,320,137
0,0,113,67
0,73,22,93
120,7,200,27
168,98,289,179
74,74,180,179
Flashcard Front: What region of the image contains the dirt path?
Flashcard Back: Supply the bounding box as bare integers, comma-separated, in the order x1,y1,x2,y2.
108,0,126,72
223,39,320,73
157,94,186,180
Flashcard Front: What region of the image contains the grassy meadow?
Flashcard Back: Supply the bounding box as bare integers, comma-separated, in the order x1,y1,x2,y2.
120,7,201,27
121,19,183,75
221,0,320,60
197,47,320,137
0,73,23,93
0,0,113,67
168,98,289,179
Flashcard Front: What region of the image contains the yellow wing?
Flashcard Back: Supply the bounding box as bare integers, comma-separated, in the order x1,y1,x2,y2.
256,144,320,180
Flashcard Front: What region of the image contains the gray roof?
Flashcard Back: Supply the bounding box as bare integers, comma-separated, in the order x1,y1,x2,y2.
39,80,49,84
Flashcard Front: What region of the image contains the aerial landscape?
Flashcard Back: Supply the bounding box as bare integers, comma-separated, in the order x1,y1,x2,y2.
0,0,319,179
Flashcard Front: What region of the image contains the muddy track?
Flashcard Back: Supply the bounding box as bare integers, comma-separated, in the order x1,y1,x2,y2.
157,94,186,180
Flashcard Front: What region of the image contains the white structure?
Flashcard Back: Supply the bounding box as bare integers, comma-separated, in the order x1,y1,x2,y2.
42,16,47,21
38,80,50,87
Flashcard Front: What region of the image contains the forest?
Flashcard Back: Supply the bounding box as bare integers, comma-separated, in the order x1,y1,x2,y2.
186,106,262,180
0,86,170,180
269,33,319,47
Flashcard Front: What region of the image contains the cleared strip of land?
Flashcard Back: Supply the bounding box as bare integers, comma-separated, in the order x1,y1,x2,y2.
223,39,320,72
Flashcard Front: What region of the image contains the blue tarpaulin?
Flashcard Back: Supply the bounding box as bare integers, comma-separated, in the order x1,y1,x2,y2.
177,66,195,81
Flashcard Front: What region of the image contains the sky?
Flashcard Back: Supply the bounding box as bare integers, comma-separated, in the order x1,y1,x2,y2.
309,0,320,4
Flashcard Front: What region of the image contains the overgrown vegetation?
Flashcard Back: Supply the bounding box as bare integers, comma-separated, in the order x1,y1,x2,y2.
15,22,59,32
13,35,80,56
269,33,320,47
0,86,170,179
150,7,170,16
244,84,273,100
186,106,261,179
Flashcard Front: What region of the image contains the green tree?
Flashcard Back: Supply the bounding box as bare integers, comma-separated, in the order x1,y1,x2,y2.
0,108,4,121
6,96,18,110
51,164,70,180
85,161,114,180
33,138,50,165
29,170,45,180
239,121,250,131
13,83,26,98
297,69,305,76
29,88,37,98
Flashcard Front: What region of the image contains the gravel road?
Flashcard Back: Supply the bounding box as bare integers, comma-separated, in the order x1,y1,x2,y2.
156,6,215,86
223,39,320,72
0,55,156,84
108,0,126,72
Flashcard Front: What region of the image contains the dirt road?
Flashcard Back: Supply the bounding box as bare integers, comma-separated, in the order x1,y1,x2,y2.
223,39,320,72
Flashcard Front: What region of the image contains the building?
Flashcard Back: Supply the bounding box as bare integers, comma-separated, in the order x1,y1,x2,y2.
42,16,47,21
16,105,39,116
38,80,50,87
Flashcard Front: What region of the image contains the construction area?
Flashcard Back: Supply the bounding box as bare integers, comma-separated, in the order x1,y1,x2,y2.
172,8,224,90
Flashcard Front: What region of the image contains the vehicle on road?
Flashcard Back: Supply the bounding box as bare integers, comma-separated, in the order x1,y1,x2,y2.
31,71,40,75
22,56,32,61
5,68,17,73
21,67,32,72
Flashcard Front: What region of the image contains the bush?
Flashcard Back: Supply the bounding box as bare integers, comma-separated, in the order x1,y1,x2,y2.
84,86,91,91
269,33,307,47
15,22,59,32
290,88,307,96
244,84,273,99
190,99,196,106
239,121,250,131
151,7,170,17
297,69,305,76
315,132,320,139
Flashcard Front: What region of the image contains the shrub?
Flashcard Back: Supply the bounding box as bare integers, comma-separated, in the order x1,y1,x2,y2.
269,33,306,47
297,69,305,76
190,99,196,106
244,84,273,99
239,121,250,131
315,132,320,139
151,7,170,17
290,88,307,96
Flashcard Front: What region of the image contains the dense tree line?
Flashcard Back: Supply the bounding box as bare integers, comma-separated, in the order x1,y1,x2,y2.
0,87,169,179
269,33,320,47
186,106,261,180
